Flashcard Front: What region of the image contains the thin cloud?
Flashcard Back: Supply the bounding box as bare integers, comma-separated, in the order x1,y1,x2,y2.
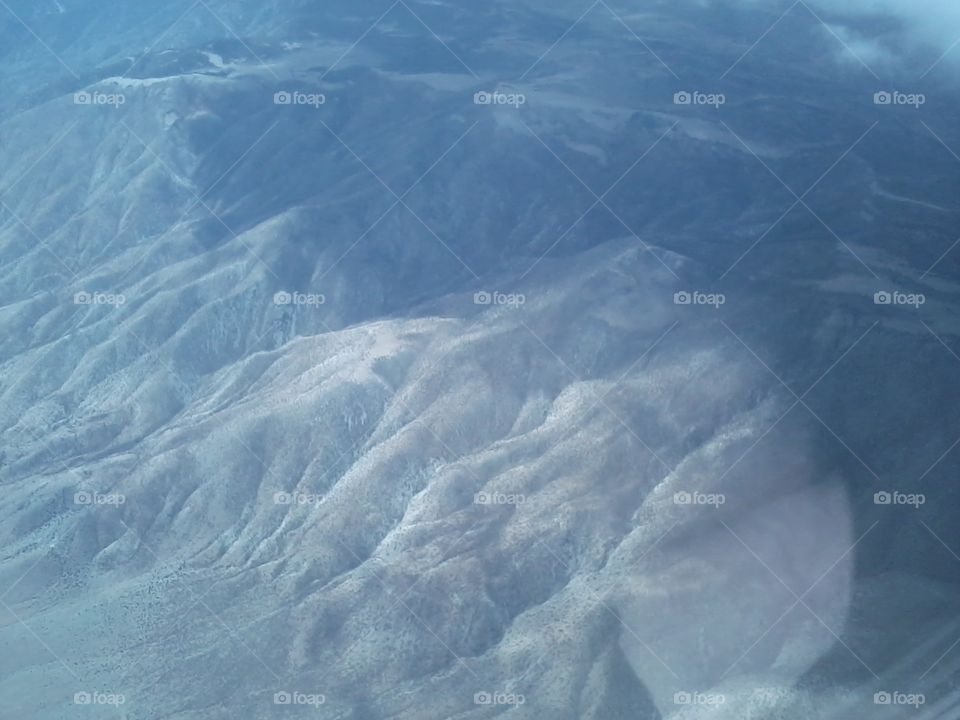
734,0,960,70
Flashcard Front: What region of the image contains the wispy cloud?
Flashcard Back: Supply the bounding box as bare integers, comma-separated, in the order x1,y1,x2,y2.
736,0,960,70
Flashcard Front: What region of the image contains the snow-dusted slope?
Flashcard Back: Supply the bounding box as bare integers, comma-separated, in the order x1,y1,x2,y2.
1,1,959,718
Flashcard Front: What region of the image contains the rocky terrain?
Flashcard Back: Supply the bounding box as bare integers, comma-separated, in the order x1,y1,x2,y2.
1,1,959,717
